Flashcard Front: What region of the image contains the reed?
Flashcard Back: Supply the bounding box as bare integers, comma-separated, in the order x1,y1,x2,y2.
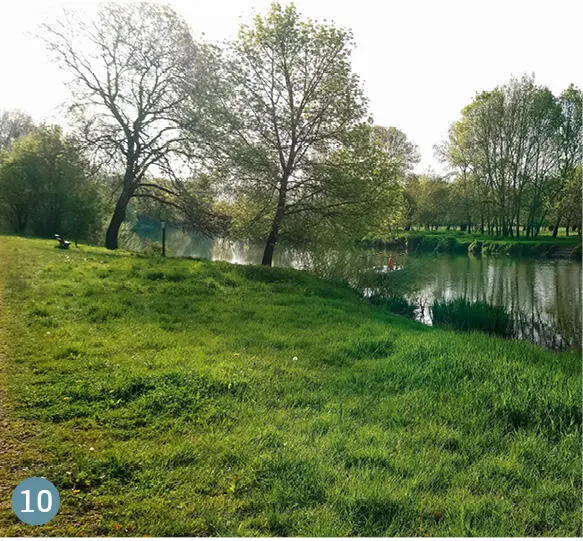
431,298,512,337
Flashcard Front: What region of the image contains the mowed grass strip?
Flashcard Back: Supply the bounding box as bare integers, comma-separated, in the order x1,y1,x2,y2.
0,236,580,536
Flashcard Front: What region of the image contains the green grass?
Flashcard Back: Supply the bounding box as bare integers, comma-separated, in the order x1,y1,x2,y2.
410,231,581,256
0,236,581,536
363,229,582,258
431,298,512,337
406,226,581,242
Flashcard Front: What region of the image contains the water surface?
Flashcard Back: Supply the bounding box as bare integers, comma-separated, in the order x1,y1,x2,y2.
131,227,582,350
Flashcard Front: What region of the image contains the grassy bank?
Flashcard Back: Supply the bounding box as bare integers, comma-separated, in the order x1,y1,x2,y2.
362,230,582,258
0,236,580,536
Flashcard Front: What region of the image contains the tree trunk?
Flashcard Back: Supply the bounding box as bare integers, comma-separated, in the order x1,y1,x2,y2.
105,186,133,250
552,216,560,238
261,223,279,266
515,215,520,238
261,177,288,266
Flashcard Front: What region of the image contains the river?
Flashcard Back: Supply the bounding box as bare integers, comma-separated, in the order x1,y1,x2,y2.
130,226,582,351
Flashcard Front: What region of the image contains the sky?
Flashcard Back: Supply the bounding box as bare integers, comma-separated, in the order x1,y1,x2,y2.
1,0,581,173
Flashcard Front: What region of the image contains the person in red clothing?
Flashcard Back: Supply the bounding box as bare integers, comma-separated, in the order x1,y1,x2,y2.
387,255,394,271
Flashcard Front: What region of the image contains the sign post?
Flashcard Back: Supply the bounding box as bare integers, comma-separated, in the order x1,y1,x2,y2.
160,220,167,257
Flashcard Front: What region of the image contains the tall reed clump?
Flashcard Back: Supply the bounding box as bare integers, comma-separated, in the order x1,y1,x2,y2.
431,298,512,337
368,294,416,318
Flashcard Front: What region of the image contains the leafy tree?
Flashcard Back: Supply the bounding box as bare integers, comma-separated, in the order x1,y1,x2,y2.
0,110,35,154
400,174,419,231
288,124,404,246
190,3,371,265
42,2,205,249
550,85,583,236
519,84,562,236
372,125,420,175
413,175,451,229
436,119,479,232
0,126,104,240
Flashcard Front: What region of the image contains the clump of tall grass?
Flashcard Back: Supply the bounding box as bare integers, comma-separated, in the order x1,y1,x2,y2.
431,298,512,337
368,294,416,318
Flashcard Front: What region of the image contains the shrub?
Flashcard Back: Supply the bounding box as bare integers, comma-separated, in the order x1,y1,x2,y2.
431,298,512,337
369,294,416,318
141,241,164,257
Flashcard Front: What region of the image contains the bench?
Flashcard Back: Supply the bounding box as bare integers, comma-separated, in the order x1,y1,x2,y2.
54,234,71,249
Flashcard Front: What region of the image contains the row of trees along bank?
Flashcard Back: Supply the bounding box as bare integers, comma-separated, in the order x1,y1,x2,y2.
432,76,582,238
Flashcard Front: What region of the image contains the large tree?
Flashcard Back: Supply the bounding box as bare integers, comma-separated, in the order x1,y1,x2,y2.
42,2,200,249
191,3,370,265
550,85,583,236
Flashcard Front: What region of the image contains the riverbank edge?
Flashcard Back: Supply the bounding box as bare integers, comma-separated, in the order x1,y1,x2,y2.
360,233,582,259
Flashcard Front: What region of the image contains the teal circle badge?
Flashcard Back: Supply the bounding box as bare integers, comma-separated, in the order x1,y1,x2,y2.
12,477,60,525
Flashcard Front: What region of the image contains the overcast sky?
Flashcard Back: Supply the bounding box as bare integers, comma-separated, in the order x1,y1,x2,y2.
1,0,581,173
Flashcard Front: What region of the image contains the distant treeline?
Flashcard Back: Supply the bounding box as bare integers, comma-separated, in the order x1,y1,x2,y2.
0,121,105,242
407,75,581,238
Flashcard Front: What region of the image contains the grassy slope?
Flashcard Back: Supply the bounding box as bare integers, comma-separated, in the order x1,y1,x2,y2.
0,236,580,536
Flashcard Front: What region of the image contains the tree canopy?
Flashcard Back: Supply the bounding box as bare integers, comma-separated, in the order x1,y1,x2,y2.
0,110,35,154
186,3,403,264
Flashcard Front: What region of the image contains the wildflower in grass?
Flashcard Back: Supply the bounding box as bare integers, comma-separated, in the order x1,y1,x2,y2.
114,523,122,531
72,489,80,495
63,397,70,401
